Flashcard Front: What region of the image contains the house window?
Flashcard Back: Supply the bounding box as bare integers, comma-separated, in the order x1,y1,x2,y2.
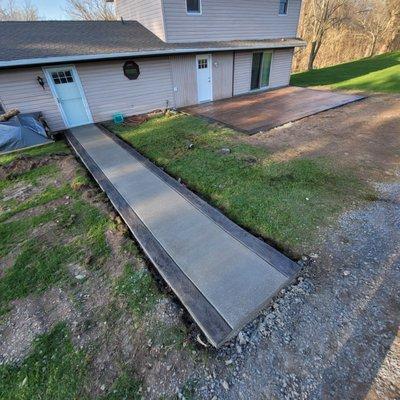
123,61,140,80
279,0,288,15
51,70,74,85
250,51,272,90
187,0,201,14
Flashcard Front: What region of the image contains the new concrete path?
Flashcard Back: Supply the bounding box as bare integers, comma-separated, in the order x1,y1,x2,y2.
66,124,301,347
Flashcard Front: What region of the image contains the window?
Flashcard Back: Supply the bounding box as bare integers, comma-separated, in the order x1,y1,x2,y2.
187,0,201,14
250,52,272,90
198,58,208,69
51,70,74,85
279,0,288,15
123,60,140,80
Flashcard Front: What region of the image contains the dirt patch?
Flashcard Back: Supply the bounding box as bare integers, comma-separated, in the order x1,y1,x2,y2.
0,153,68,181
243,94,400,181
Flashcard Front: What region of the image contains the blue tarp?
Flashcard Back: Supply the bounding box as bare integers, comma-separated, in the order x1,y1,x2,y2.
0,112,52,154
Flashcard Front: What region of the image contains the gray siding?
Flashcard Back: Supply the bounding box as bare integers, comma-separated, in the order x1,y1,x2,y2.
163,0,302,42
0,67,65,131
76,58,175,121
114,0,166,41
212,52,234,100
234,48,294,95
170,55,198,107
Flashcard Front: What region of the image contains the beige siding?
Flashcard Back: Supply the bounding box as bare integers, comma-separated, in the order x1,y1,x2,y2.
233,52,253,95
212,52,234,100
114,0,166,41
76,58,175,121
233,48,294,95
163,0,302,43
270,48,294,87
169,55,197,107
0,68,65,131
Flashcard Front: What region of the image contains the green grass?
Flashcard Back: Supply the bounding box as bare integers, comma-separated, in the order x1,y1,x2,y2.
0,324,87,400
291,51,400,93
114,263,160,317
0,141,69,166
108,114,372,253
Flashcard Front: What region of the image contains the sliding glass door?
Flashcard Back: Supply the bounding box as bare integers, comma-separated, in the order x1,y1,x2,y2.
250,51,272,90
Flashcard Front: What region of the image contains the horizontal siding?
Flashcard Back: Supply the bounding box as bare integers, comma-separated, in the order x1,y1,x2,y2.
115,0,166,40
0,68,65,131
76,58,175,121
212,52,234,100
163,0,302,42
233,52,253,95
270,48,294,87
234,48,294,95
170,55,198,107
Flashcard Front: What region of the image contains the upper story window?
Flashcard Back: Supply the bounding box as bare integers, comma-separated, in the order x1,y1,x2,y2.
187,0,201,14
279,0,288,15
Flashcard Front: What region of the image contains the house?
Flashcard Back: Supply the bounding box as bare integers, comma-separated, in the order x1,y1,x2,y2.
0,0,305,131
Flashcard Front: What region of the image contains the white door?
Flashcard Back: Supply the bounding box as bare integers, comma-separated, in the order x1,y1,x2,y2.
45,66,92,128
196,54,213,103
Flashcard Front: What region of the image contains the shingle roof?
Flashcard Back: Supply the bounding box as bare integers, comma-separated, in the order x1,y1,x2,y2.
0,20,306,68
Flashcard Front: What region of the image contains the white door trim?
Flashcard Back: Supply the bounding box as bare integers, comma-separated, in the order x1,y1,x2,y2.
43,65,93,128
196,54,213,103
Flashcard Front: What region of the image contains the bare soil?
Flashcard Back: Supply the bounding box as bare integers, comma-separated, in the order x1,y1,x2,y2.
242,94,400,181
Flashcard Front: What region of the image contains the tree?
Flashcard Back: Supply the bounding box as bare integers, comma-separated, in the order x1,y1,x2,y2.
304,0,347,70
355,0,400,57
65,0,116,20
0,0,39,21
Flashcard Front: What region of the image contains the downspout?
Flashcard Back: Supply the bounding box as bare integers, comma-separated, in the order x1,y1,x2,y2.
231,51,236,97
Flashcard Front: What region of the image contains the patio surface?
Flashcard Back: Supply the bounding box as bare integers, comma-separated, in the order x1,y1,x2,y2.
66,124,300,347
183,86,364,134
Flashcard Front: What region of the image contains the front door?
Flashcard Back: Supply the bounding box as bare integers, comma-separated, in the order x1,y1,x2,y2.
196,54,213,103
45,66,92,128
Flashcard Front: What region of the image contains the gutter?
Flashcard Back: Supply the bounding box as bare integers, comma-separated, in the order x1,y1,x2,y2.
0,41,306,69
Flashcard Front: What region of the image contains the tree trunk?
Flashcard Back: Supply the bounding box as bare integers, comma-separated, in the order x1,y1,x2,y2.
368,34,377,57
307,41,318,70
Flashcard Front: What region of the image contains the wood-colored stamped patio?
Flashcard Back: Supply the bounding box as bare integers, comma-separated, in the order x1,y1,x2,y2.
183,86,364,134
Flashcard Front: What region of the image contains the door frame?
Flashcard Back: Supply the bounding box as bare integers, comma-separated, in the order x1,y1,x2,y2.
250,50,274,92
43,65,93,128
196,54,213,103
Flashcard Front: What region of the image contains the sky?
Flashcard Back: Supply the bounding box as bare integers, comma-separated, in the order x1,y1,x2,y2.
19,0,70,20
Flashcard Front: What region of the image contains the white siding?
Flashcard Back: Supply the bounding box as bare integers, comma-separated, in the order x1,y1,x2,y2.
114,0,166,41
212,52,234,100
170,55,198,107
76,58,175,121
163,0,302,43
233,52,253,95
270,48,294,87
233,48,294,95
0,68,65,131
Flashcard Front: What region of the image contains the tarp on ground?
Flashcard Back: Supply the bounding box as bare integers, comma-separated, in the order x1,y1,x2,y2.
0,112,52,154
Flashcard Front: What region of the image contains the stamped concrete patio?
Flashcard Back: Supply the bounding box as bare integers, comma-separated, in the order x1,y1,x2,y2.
66,124,300,347
183,86,364,134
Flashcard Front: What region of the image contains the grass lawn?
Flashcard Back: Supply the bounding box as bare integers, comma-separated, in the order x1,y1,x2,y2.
290,51,400,93
108,113,373,255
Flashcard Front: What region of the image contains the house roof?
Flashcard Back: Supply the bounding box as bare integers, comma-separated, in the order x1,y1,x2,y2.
0,21,306,68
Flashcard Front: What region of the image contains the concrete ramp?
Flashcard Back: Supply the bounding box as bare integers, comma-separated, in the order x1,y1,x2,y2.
66,124,301,347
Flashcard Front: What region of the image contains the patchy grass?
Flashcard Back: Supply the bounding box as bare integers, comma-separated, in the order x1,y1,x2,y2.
108,114,372,253
114,263,160,317
0,141,69,166
291,51,400,93
0,324,87,400
102,372,142,400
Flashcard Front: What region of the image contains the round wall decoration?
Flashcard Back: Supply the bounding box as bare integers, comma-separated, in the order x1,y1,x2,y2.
123,61,140,80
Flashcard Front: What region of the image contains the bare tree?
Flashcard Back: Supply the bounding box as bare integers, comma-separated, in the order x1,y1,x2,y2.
304,0,347,70
0,0,39,21
65,0,116,20
355,0,400,57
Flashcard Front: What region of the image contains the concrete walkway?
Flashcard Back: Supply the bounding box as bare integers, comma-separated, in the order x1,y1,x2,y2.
66,124,301,347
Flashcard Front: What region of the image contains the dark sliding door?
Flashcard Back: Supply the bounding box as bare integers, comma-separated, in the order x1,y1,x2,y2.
250,51,272,90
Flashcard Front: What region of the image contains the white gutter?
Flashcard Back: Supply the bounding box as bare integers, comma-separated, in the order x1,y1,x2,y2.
0,41,306,68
